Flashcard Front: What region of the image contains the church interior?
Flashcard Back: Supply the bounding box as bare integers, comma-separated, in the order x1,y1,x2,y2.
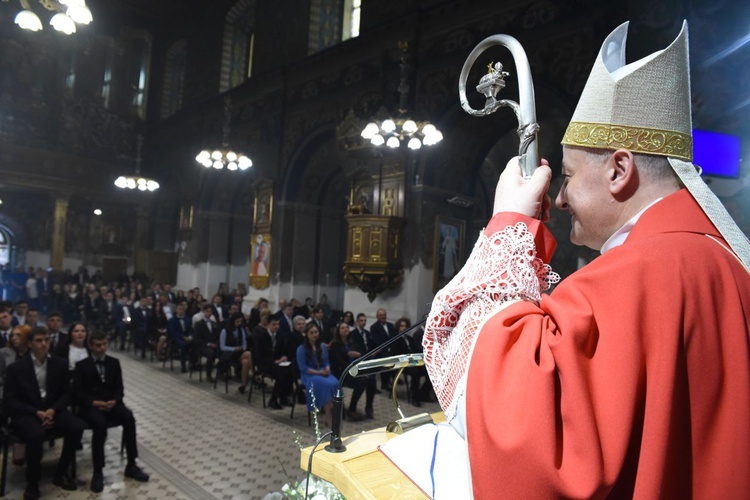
0,0,748,498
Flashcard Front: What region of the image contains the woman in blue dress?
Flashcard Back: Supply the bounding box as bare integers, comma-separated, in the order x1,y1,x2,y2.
296,322,339,427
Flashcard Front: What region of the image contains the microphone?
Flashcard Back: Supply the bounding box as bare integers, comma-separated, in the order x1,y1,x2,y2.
349,353,424,377
325,317,426,453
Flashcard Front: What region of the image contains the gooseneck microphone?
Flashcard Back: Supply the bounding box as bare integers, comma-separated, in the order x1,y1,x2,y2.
325,317,427,453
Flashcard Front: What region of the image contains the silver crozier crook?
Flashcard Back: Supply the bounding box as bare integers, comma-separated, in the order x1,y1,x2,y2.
458,35,539,178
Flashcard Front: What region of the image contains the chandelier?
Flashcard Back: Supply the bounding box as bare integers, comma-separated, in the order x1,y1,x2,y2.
360,113,442,150
10,0,93,34
114,135,160,192
195,97,253,171
360,41,443,150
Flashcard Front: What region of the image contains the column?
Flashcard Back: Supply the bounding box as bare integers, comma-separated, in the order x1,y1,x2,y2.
51,197,69,271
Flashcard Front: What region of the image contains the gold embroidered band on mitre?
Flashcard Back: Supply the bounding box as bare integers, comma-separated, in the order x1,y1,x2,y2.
561,121,693,161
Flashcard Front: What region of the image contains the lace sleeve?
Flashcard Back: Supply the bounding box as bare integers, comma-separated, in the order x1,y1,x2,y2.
423,222,560,420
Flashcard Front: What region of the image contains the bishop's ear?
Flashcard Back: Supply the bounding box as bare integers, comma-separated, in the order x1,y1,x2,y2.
609,149,637,196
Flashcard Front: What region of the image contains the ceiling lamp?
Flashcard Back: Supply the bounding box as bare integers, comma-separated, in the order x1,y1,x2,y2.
10,0,93,34
14,9,42,31
360,41,443,150
195,97,253,171
361,115,443,150
114,135,160,192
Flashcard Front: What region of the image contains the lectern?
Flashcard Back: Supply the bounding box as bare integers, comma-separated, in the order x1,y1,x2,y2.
300,412,445,499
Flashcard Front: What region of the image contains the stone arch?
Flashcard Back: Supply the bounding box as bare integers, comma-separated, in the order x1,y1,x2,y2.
278,124,349,306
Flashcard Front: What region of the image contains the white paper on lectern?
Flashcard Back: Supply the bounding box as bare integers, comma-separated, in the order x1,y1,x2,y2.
378,422,472,499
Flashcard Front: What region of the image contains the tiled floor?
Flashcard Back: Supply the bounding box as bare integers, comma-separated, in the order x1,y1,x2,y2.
2,350,442,499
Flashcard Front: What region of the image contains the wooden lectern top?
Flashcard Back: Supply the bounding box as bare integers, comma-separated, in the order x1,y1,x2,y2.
300,412,445,500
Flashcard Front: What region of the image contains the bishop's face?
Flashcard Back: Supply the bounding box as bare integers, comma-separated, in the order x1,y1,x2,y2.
556,147,618,251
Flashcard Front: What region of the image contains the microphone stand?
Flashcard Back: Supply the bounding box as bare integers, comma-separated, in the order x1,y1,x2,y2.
325,318,426,453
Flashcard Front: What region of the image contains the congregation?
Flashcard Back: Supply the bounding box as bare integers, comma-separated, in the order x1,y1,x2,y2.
0,267,434,499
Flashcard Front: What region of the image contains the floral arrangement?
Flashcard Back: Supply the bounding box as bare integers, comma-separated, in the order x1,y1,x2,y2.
263,384,344,500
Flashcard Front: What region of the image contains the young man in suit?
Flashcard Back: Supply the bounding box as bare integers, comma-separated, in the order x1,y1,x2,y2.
132,295,151,359
167,302,193,373
0,307,13,348
112,295,133,351
45,311,68,355
73,330,149,492
251,315,293,409
4,326,85,499
369,308,398,391
193,304,220,382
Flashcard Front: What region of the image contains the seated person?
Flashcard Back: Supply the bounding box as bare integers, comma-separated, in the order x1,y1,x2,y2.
4,326,85,498
52,321,89,370
167,302,193,373
0,324,31,465
218,312,252,392
73,330,149,492
152,300,170,360
0,307,13,348
24,308,44,328
45,312,68,354
112,295,134,351
132,296,151,359
193,304,220,382
329,322,377,420
0,324,31,402
251,313,293,409
408,324,433,407
296,322,339,427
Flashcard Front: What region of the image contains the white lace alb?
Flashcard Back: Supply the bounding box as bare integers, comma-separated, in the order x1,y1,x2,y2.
423,222,560,421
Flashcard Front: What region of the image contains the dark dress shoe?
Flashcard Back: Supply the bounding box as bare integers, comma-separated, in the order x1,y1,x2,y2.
90,472,104,493
365,408,374,419
206,374,214,383
374,387,383,394
412,399,422,407
237,385,247,394
53,474,78,491
279,397,292,407
269,399,283,410
23,484,40,500
181,367,188,373
124,464,150,482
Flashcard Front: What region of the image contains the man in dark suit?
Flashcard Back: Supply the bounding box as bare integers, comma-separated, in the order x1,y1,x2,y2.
4,326,85,498
277,303,295,337
35,270,52,315
73,330,149,492
193,304,220,382
210,294,228,328
132,296,151,359
98,290,116,333
348,315,378,418
251,315,293,409
0,307,13,348
167,302,193,373
112,296,134,351
45,311,68,354
369,308,398,391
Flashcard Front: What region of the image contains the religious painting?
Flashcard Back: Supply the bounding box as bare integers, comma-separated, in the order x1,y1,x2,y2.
249,233,271,290
253,183,273,233
433,216,465,292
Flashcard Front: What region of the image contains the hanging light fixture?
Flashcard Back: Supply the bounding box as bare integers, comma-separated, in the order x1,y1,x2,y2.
10,0,93,34
114,135,160,192
195,97,253,171
360,41,443,150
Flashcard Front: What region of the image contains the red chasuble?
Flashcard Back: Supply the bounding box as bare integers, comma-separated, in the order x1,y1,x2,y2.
466,189,750,498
